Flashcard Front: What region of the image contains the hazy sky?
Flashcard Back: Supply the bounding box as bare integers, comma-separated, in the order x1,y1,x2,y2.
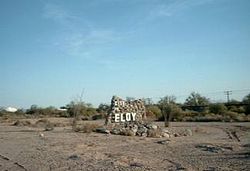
1,0,250,108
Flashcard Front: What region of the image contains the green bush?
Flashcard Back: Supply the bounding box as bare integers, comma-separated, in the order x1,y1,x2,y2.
209,103,227,114
92,114,103,120
228,106,245,113
146,105,162,120
66,101,97,118
243,93,250,114
186,114,223,122
223,111,239,121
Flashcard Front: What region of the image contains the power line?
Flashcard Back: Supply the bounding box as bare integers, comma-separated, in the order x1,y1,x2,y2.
140,88,250,103
224,90,232,103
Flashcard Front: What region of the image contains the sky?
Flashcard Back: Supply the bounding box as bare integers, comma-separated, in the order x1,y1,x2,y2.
0,0,250,108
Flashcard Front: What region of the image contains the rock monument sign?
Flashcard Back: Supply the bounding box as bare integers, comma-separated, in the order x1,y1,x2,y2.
106,96,146,125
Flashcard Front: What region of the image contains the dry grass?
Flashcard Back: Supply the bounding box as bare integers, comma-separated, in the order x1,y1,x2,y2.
13,120,32,126
120,129,135,136
73,123,100,133
147,129,162,138
34,119,54,131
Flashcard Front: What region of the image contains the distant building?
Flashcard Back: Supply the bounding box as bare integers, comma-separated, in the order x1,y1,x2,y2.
5,107,18,113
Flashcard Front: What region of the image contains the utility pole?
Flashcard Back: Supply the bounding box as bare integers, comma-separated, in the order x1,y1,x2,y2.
224,90,232,103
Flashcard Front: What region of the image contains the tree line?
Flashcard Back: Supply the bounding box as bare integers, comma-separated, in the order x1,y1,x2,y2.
1,92,250,123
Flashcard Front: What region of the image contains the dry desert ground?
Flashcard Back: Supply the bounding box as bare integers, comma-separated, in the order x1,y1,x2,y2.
0,118,249,171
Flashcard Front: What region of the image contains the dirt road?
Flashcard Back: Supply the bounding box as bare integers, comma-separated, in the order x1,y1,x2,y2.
0,120,249,171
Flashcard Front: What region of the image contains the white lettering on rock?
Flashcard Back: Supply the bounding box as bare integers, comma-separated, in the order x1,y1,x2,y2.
126,113,131,121
120,113,125,122
114,113,120,122
131,113,136,121
113,113,137,122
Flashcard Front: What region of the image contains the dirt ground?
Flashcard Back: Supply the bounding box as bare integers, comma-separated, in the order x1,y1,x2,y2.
0,118,249,171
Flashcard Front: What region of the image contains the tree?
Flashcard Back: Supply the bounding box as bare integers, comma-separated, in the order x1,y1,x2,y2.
242,93,250,114
26,104,41,115
66,90,88,130
142,98,154,106
97,103,110,114
158,96,178,127
184,92,210,112
185,92,210,106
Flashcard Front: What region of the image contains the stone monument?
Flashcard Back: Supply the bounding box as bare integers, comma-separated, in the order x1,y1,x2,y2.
105,96,146,125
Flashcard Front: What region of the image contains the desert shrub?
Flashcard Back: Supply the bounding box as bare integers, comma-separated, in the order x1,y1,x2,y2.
223,111,239,121
73,123,100,133
228,106,245,113
209,103,227,114
147,129,162,138
26,105,41,115
172,109,186,121
34,119,54,130
157,105,184,122
244,115,250,121
92,114,103,120
66,101,97,118
96,103,110,114
232,113,247,122
244,105,250,115
185,114,223,122
14,109,26,115
146,105,162,120
85,107,97,116
13,120,31,126
176,111,196,121
57,111,70,117
158,96,181,127
35,119,50,126
241,94,250,114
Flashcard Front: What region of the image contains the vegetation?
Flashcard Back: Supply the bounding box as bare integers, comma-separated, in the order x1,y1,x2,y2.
1,92,250,123
66,101,96,119
184,92,210,112
146,105,162,120
242,93,250,114
158,96,179,127
209,103,227,114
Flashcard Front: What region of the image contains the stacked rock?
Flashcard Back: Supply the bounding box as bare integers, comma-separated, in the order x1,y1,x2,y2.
105,96,146,125
101,96,193,138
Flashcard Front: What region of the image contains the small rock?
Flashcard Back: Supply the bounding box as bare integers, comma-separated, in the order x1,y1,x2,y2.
111,128,121,135
161,128,170,134
68,154,80,160
44,127,54,131
162,133,170,138
95,128,110,134
39,133,45,138
151,124,158,130
186,129,193,136
137,126,148,136
131,124,138,134
120,129,135,136
156,140,170,145
196,144,223,153
145,123,158,130
174,133,179,137
130,162,144,167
